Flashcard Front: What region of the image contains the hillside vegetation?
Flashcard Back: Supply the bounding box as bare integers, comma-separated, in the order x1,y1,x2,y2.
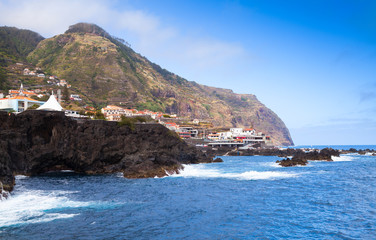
0,27,44,90
1,23,293,145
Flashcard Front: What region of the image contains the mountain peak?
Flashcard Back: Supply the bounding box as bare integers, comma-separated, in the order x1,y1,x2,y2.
65,23,110,38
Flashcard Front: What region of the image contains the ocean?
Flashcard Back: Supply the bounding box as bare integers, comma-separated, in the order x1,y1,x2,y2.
1,145,376,239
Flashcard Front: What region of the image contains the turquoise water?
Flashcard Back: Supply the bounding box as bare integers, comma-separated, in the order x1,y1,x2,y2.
1,147,376,239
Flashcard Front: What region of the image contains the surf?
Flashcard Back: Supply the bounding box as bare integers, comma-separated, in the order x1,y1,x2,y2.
170,164,298,180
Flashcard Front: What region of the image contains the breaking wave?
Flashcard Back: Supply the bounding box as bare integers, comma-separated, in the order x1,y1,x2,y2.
15,175,29,180
332,155,354,162
0,189,117,228
170,164,298,180
365,152,376,156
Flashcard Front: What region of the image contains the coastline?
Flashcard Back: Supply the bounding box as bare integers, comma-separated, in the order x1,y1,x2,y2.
203,146,376,167
1,110,375,197
0,110,214,194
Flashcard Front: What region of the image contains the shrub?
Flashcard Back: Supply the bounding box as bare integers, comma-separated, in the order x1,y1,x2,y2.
134,116,147,122
118,116,149,130
94,110,105,120
118,116,136,130
28,104,39,110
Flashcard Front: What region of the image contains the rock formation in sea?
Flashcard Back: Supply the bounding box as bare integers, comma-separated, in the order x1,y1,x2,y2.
211,146,340,167
0,110,212,193
276,148,340,167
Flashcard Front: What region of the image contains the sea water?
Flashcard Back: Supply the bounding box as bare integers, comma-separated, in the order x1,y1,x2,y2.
1,146,376,239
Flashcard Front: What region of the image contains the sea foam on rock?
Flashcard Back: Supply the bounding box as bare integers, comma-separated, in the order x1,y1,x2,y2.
0,182,10,200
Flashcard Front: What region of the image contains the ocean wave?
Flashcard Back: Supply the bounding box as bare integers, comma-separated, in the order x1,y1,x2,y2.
365,152,376,156
332,155,354,162
170,164,298,180
0,189,117,227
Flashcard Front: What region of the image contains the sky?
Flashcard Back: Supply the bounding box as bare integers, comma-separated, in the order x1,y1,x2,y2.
0,0,375,145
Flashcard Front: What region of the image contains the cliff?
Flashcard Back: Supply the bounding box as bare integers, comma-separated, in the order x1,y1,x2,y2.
0,110,211,193
26,23,293,146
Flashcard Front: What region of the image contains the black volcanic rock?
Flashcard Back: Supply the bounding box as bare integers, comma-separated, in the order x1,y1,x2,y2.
227,147,298,157
341,148,376,155
276,157,308,167
0,110,212,192
276,148,340,167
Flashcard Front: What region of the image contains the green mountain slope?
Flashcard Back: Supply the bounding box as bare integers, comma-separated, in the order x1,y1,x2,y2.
0,26,44,90
26,23,293,145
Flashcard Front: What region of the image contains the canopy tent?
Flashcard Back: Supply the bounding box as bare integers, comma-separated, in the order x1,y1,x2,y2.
37,94,63,111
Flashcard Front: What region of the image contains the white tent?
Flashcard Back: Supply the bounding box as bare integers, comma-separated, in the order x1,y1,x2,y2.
37,94,63,111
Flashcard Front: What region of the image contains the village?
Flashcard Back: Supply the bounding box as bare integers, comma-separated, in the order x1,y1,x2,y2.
0,65,273,149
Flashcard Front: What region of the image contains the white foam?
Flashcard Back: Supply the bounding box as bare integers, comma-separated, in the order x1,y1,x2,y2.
0,189,97,227
332,155,354,162
0,190,10,201
261,162,282,168
170,164,297,180
15,175,29,180
233,170,298,180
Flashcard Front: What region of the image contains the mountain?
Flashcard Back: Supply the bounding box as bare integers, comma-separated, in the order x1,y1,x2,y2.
0,26,44,61
4,23,293,145
0,27,44,90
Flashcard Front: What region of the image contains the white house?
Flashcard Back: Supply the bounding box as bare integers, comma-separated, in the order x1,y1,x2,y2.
70,94,82,101
230,128,243,136
0,96,45,112
219,131,233,140
0,84,45,112
207,133,220,141
243,128,256,135
101,105,126,115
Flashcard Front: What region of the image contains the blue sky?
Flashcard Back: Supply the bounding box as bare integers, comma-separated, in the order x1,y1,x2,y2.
1,0,375,145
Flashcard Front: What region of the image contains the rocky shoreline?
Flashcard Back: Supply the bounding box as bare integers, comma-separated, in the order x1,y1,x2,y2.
1,111,373,198
276,148,340,167
0,110,214,195
205,146,375,167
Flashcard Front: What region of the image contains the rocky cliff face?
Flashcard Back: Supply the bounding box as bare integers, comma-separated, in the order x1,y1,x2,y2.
0,111,211,193
26,23,293,146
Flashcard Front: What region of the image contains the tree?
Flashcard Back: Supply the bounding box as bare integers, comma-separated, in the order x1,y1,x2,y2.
30,95,39,100
39,95,49,101
94,110,105,120
27,104,39,110
63,85,69,102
